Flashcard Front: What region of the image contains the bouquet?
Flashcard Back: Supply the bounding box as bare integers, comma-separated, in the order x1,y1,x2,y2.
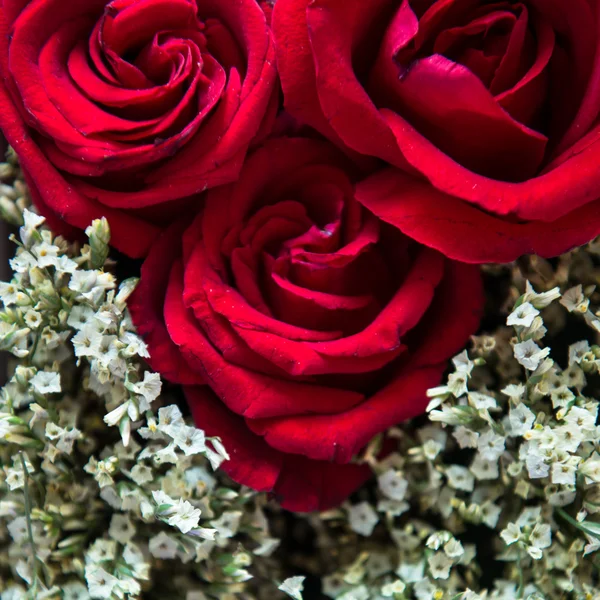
0,1,600,598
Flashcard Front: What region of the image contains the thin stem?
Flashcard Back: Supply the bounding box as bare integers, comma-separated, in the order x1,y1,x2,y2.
556,507,600,540
516,546,525,599
20,452,40,596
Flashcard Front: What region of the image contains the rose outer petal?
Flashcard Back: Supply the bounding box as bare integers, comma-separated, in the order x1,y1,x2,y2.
186,385,371,512
355,168,600,264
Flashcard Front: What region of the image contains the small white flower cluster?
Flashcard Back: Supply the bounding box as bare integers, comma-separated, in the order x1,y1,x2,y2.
310,279,600,600
0,187,281,600
6,154,600,600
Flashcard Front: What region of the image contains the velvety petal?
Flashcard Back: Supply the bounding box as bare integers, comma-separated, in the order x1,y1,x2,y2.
494,14,553,127
528,0,596,145
273,454,371,513
376,54,548,181
1,0,276,257
382,107,600,222
128,221,205,384
406,260,484,367
167,262,366,419
186,385,371,512
549,2,600,158
246,364,444,462
273,0,369,158
304,0,414,170
355,168,600,263
186,385,283,493
0,69,160,256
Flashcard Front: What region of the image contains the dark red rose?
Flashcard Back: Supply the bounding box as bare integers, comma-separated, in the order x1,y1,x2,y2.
0,0,277,257
129,137,483,511
273,0,600,263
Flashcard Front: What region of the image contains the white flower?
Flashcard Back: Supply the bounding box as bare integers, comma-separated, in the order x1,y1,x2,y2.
378,469,408,501
154,443,179,465
501,383,526,401
523,281,560,309
254,537,280,557
517,506,541,527
397,561,425,583
205,438,230,470
481,501,502,528
554,424,584,453
62,582,91,600
445,465,475,492
377,499,410,517
525,453,550,479
7,516,28,543
447,370,469,396
108,514,135,544
514,339,550,371
550,385,575,409
381,581,406,597
152,490,176,508
6,467,25,490
103,402,129,428
279,576,305,600
507,302,539,327
453,426,479,449
500,523,521,546
44,423,80,454
34,241,60,268
85,565,119,599
171,425,206,456
551,461,578,486
452,350,475,375
477,429,505,461
347,502,379,536
30,371,61,395
529,523,551,549
71,326,103,359
508,404,535,437
128,464,153,486
427,552,453,580
86,539,117,563
414,579,437,600
19,209,45,245
149,531,179,559
468,392,497,411
54,255,78,274
165,499,202,534
470,455,499,480
212,511,243,539
580,456,600,483
157,404,184,433
560,285,589,313
569,340,591,365
429,406,468,426
130,372,162,407
564,406,597,430
443,538,464,559
0,281,21,305
67,306,95,330
120,331,150,358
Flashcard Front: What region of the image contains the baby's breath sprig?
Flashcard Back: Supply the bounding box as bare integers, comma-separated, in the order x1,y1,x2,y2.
298,278,600,600
0,162,281,600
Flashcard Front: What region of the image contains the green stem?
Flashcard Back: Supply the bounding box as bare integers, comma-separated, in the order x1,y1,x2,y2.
20,452,40,596
556,507,600,540
516,546,525,599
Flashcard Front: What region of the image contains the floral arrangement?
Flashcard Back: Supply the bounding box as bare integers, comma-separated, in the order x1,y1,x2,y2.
0,0,599,598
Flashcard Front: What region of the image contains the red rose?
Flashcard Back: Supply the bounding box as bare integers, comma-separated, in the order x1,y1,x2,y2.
129,137,483,511
0,0,277,257
273,0,600,263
